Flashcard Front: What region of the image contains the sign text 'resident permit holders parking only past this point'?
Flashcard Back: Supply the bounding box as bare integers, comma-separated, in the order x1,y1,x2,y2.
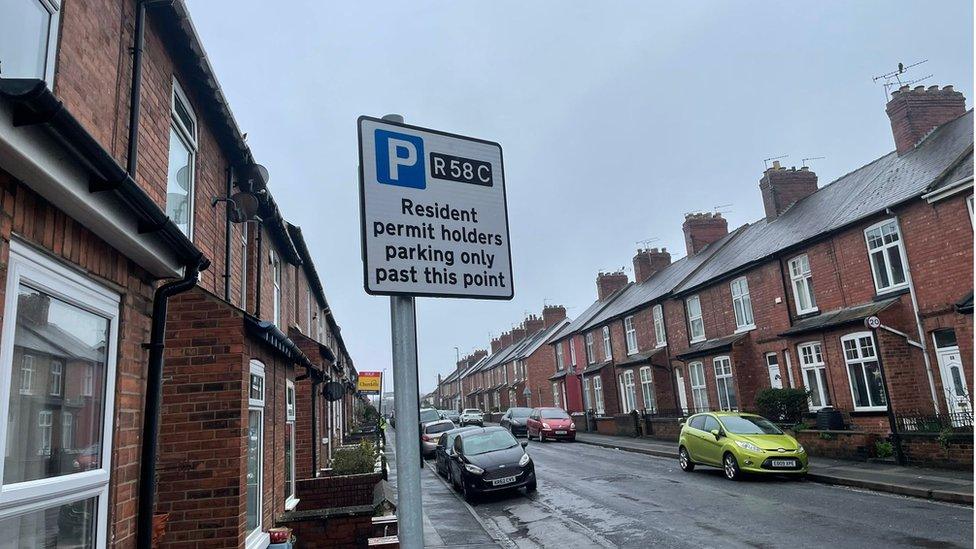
358,116,514,299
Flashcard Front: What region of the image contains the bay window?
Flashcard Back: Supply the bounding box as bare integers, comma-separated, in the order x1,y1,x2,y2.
713,356,737,411
686,296,705,343
798,342,830,409
842,333,887,411
624,316,637,355
0,0,60,82
730,277,754,331
788,254,817,314
864,219,908,294
167,80,197,238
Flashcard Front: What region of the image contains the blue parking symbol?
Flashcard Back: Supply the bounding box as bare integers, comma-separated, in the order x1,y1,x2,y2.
375,129,426,189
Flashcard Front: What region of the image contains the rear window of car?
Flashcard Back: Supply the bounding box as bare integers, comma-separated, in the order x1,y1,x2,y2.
689,415,706,430
463,409,481,414
720,415,783,435
509,408,532,418
426,422,454,434
420,409,441,423
462,430,519,455
541,408,569,419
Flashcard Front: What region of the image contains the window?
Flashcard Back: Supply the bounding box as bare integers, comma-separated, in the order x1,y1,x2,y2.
167,80,197,237
583,377,592,410
552,383,560,408
788,254,817,314
686,296,705,343
585,333,595,364
82,364,93,397
49,359,62,396
271,250,282,326
555,342,564,370
592,377,605,415
689,362,709,412
247,361,266,545
652,305,666,347
493,391,500,411
713,356,737,411
639,367,656,412
240,225,248,310
798,342,830,409
569,339,577,367
0,241,118,548
602,326,612,360
619,371,637,414
730,277,754,331
842,333,887,411
0,0,61,82
624,316,637,354
864,219,908,293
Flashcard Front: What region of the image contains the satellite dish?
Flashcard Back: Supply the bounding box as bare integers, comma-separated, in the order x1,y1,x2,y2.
323,381,345,402
229,191,259,222
237,163,269,194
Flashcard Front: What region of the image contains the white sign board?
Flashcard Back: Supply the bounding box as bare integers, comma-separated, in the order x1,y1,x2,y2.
358,116,514,299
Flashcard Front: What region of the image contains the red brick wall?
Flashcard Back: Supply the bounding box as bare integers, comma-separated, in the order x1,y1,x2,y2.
295,472,381,510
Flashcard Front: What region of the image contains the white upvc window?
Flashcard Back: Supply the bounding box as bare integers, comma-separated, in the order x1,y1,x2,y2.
689,361,709,412
49,359,62,396
240,224,249,310
864,219,908,294
0,0,61,83
842,333,887,411
582,377,592,410
585,333,595,364
19,356,33,395
246,361,267,548
686,296,705,343
569,339,577,367
167,80,197,238
639,366,656,413
619,370,637,414
0,241,119,548
82,364,93,397
624,316,638,355
602,326,612,360
730,277,755,331
713,356,737,411
551,383,560,408
652,305,666,348
271,250,282,326
555,342,564,370
798,342,831,410
592,377,605,415
788,254,818,314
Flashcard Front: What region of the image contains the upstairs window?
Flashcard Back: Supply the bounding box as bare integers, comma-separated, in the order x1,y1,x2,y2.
271,250,282,326
569,339,577,367
652,304,666,347
0,0,60,82
686,296,705,343
788,254,817,314
624,316,638,355
864,219,907,294
555,342,564,370
602,326,612,360
730,277,754,331
167,80,197,238
584,333,595,364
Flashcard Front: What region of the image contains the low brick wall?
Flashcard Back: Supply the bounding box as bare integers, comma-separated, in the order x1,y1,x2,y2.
594,416,618,436
794,430,879,461
571,413,588,432
900,433,974,470
296,471,383,510
643,417,681,441
278,508,375,548
614,414,638,437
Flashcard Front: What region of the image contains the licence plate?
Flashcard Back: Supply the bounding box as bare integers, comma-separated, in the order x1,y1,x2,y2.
555,430,567,435
771,459,796,468
492,476,517,486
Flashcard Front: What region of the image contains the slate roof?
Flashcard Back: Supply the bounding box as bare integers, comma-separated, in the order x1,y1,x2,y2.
674,110,974,295
778,298,899,337
674,332,748,361
508,320,569,363
550,282,634,343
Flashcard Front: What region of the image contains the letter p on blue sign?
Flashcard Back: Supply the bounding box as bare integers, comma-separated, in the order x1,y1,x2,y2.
375,129,426,189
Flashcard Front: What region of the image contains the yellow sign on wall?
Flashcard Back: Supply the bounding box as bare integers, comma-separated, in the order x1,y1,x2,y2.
358,371,382,394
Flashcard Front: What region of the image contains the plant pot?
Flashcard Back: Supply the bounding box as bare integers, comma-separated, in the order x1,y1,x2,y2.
152,512,169,546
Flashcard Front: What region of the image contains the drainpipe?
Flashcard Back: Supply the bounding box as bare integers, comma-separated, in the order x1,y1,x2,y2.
136,257,205,549
254,223,263,317
126,0,171,177
223,167,233,301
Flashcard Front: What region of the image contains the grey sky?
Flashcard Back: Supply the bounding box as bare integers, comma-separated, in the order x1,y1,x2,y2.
185,1,973,395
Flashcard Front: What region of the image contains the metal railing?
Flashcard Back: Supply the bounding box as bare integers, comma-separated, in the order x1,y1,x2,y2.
896,410,973,433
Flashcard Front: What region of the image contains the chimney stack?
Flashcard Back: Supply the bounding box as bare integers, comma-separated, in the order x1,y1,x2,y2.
596,271,629,300
542,305,567,328
510,325,527,343
759,161,818,220
886,84,966,155
682,212,728,256
490,337,503,354
523,314,545,335
471,349,487,362
499,331,514,349
633,247,672,283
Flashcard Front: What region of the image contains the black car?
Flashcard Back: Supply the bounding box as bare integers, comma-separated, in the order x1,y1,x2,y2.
434,426,478,482
449,427,536,502
499,407,532,437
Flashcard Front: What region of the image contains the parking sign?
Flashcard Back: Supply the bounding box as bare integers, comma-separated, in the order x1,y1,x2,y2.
358,116,514,299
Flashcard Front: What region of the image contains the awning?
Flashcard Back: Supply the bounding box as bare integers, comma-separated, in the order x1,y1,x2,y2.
245,314,314,368
581,361,611,375
674,333,748,361
778,298,899,337
615,348,664,368
548,369,570,381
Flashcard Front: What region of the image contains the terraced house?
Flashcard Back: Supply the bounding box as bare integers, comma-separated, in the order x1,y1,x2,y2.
0,1,362,547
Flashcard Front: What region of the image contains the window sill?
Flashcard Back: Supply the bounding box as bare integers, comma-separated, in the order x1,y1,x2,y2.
284,497,300,511
850,408,888,416
655,343,667,349
734,325,756,334
689,337,706,344
245,531,270,549
874,286,910,300
795,307,820,318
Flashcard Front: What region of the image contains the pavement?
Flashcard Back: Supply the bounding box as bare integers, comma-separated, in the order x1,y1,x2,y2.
572,431,974,505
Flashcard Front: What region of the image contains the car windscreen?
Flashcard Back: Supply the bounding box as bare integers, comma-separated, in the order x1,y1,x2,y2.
463,430,519,455
541,409,570,419
426,422,454,434
463,409,481,414
420,410,441,423
509,408,532,418
720,416,783,435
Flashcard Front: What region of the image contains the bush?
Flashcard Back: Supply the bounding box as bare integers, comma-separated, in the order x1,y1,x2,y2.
754,388,810,424
332,439,378,475
875,440,894,459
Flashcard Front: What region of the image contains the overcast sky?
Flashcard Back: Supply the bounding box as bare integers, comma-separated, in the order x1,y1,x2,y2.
185,1,973,396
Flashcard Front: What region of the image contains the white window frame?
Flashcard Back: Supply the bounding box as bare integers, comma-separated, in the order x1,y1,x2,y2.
652,305,666,348
582,377,592,410
689,361,709,412
686,296,705,343
713,356,736,411
37,410,52,456
730,277,755,332
82,364,93,397
602,326,612,360
798,342,830,410
246,360,267,548
61,412,73,451
624,316,638,355
169,79,197,239
49,359,63,396
788,254,818,314
19,355,33,395
0,241,119,545
569,339,577,367
271,250,282,327
619,370,636,414
3,0,61,83
639,366,656,412
864,219,909,294
555,342,564,370
584,333,595,364
592,377,605,415
841,332,887,412
765,352,782,389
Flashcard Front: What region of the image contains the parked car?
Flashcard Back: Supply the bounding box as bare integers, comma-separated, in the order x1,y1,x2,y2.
421,419,457,458
449,426,536,501
447,410,461,423
526,407,576,442
438,409,453,420
434,426,478,481
678,412,808,481
459,408,484,427
499,407,532,437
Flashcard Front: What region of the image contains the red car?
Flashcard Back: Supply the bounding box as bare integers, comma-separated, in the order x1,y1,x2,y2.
526,407,576,442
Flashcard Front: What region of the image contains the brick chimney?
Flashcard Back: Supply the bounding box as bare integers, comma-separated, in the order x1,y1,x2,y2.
596,271,629,300
683,213,728,255
523,314,545,335
490,337,503,354
471,349,487,362
542,305,567,328
633,247,672,283
510,325,527,343
499,331,514,349
886,85,967,155
759,161,818,220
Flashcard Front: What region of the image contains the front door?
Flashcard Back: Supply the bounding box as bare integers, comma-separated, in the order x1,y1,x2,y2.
675,367,689,414
937,346,970,425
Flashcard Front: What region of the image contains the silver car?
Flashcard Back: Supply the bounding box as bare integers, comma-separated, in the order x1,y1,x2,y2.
421,419,456,458
459,408,484,427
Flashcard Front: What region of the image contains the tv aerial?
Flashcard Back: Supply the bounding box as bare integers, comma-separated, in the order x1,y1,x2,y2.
873,60,933,99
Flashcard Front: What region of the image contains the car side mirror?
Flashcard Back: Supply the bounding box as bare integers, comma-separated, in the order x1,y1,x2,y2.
521,441,528,448
710,429,721,440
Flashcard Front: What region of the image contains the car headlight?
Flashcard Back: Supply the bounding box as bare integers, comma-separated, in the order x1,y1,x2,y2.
518,453,531,467
464,463,484,475
796,444,805,454
542,423,551,429
569,423,576,430
734,440,762,453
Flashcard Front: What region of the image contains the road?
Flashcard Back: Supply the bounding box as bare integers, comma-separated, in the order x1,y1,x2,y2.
453,438,973,549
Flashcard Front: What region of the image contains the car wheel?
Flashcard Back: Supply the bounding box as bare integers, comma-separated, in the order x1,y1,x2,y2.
461,480,477,503
525,479,537,493
678,446,695,472
723,452,741,481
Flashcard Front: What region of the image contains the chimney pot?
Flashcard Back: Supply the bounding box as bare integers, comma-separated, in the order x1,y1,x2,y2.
772,160,781,169
886,82,966,155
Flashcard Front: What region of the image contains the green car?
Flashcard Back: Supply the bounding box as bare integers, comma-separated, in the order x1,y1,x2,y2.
678,412,808,480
